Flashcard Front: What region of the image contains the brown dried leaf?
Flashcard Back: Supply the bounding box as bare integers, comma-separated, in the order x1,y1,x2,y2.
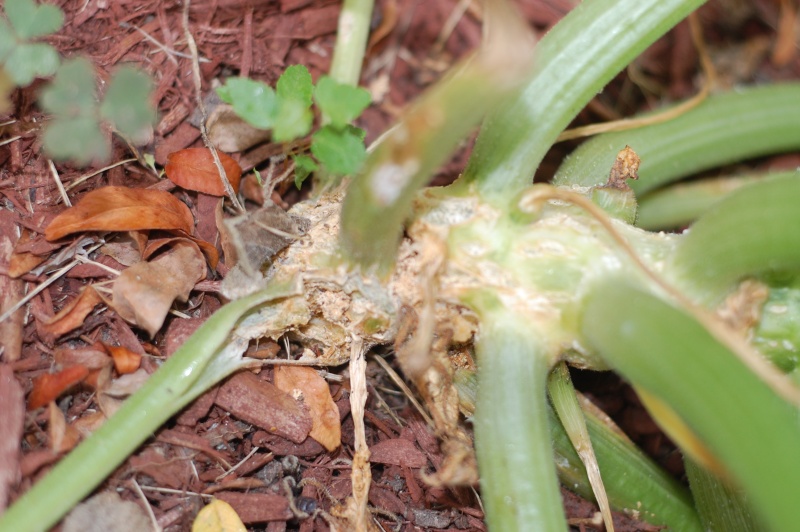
38,286,103,342
48,401,81,453
165,147,242,196
28,365,90,410
53,346,110,370
45,186,195,241
104,344,142,375
274,366,341,451
111,241,206,337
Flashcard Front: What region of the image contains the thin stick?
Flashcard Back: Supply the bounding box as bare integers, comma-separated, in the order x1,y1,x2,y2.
48,160,71,207
0,135,22,147
181,0,244,213
371,354,433,427
129,477,162,532
65,158,137,192
215,447,264,481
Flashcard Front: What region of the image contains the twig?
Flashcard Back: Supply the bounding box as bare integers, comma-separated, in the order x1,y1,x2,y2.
119,21,210,64
181,0,245,213
371,354,432,427
48,160,71,207
65,158,137,192
129,478,162,532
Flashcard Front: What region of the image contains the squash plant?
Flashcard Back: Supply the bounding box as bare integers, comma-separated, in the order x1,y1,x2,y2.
4,0,800,530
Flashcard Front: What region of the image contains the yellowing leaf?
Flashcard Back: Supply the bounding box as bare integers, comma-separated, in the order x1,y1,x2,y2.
274,366,341,451
165,148,242,196
111,241,206,337
192,499,247,532
45,186,194,241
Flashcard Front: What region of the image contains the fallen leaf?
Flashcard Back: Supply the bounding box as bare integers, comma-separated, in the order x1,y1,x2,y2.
165,147,242,196
207,104,272,153
104,344,142,375
28,365,89,410
37,286,102,342
63,492,151,532
192,498,247,532
111,241,206,337
48,401,81,453
145,233,219,270
53,345,110,370
274,366,341,451
45,186,194,241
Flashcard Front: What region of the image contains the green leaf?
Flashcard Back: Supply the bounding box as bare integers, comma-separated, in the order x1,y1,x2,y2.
0,21,16,62
39,58,97,116
5,0,64,39
100,66,156,144
4,42,59,86
42,115,108,164
314,75,371,128
293,154,318,188
218,77,277,130
276,65,313,107
272,97,312,142
311,125,366,175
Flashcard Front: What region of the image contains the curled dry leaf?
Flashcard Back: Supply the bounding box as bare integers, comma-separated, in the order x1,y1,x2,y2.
111,241,206,337
145,233,219,270
28,365,90,410
103,344,142,375
165,147,243,196
45,186,194,241
274,366,341,451
37,286,102,343
48,402,81,454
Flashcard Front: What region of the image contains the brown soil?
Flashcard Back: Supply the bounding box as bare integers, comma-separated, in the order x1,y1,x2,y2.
1,0,799,531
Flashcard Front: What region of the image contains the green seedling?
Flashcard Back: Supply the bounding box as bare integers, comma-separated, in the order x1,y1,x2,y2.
39,58,156,165
0,0,63,86
0,0,157,164
217,65,370,187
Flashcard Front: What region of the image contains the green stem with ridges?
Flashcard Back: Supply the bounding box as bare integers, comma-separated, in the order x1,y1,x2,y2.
554,84,800,195
460,0,706,203
635,173,787,230
328,0,375,86
473,301,567,531
685,458,761,532
579,280,800,532
669,174,800,304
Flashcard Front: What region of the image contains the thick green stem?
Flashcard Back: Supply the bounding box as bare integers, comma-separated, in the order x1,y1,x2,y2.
460,0,706,203
339,0,534,273
579,280,800,532
329,0,374,86
473,305,567,531
669,174,800,304
0,284,296,532
554,84,800,195
685,458,761,532
635,173,778,230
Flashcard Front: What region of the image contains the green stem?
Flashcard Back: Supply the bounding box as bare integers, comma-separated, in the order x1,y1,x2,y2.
339,0,534,273
456,365,702,530
670,173,800,304
635,173,776,230
579,280,800,532
685,457,761,532
460,0,706,203
473,305,567,531
554,84,800,195
0,284,296,532
329,0,375,86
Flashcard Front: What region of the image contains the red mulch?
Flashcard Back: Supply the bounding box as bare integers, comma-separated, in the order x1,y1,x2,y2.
1,0,799,531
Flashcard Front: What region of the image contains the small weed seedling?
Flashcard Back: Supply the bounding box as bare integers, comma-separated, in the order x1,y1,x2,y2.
0,0,156,164
216,65,371,187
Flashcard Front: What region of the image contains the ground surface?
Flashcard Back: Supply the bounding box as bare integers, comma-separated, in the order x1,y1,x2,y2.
1,0,799,531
